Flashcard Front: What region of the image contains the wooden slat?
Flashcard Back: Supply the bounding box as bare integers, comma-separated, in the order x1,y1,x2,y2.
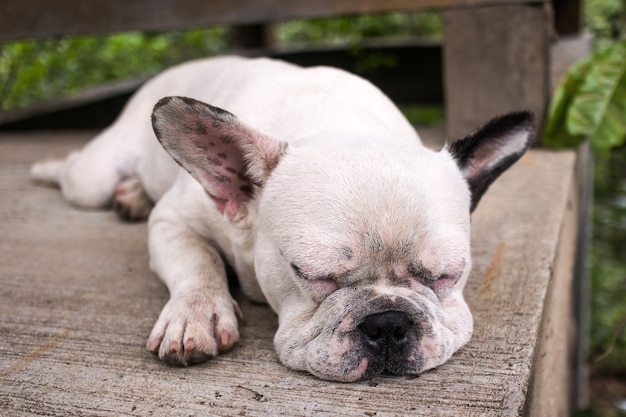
1,0,547,42
0,78,146,130
0,132,577,416
528,157,579,415
442,4,551,139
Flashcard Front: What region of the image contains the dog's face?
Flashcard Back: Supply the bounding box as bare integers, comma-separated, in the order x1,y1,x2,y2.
152,97,534,381
255,136,474,381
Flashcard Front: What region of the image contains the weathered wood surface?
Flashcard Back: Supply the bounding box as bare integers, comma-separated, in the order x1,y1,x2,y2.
527,156,579,416
1,0,548,42
442,5,551,138
0,132,577,416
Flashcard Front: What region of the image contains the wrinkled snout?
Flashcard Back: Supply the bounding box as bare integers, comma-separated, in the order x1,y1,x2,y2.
275,287,473,382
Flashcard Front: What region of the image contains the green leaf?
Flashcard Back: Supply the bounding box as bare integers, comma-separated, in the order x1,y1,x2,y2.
568,41,626,154
544,53,594,148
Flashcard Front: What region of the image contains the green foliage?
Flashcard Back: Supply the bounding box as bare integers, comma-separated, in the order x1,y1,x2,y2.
544,41,626,155
547,0,626,370
568,44,626,149
545,0,626,155
590,147,626,369
399,105,445,126
584,0,625,46
0,28,227,109
276,12,441,47
0,12,442,111
570,0,626,380
544,56,594,148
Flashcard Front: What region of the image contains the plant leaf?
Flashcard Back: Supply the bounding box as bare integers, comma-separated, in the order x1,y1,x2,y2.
544,54,594,148
568,41,626,154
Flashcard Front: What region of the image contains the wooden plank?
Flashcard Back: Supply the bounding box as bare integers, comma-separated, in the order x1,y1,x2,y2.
527,152,579,415
442,4,551,139
0,132,576,416
0,78,146,130
1,0,547,42
571,143,592,409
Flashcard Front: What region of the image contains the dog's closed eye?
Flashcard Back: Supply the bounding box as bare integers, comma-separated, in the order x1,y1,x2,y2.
290,263,339,302
429,274,461,294
290,263,307,279
407,262,461,296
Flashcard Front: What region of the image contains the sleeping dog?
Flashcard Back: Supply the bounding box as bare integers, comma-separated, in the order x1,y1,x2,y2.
31,56,534,381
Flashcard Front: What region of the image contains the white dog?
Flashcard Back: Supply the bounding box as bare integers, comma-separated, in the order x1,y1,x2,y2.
31,56,534,381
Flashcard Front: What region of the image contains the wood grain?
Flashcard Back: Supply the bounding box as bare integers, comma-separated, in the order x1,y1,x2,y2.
0,132,577,416
442,5,551,139
1,0,548,42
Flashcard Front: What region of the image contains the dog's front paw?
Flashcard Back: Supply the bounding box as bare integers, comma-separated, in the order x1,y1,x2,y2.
147,292,242,365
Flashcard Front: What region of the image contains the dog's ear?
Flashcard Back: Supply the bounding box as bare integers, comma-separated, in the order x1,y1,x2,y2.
152,96,287,222
447,111,535,212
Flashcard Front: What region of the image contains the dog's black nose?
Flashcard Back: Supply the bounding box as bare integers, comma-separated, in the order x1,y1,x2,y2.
359,311,412,354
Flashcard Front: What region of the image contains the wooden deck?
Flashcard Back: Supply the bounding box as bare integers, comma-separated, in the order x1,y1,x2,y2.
0,130,580,416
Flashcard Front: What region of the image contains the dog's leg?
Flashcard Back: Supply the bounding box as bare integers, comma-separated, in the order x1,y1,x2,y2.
32,147,141,214
146,203,242,365
31,121,151,212
113,177,154,221
30,152,75,185
146,96,288,365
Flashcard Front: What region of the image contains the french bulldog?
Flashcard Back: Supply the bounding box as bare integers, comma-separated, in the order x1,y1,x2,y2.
31,56,534,382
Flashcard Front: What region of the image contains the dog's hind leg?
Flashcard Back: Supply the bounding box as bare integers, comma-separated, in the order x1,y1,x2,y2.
113,177,154,221
31,128,145,213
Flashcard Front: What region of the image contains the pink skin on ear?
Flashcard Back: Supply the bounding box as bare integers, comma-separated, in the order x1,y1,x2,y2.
187,127,255,220
152,96,286,222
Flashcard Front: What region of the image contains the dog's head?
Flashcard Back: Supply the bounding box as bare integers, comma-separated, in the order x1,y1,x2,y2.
152,96,534,381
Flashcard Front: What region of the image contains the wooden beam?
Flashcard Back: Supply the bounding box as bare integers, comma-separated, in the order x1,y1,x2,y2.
528,154,579,416
1,0,548,42
442,4,550,139
0,78,146,130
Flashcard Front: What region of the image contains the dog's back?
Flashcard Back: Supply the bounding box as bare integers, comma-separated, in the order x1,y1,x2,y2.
31,56,418,219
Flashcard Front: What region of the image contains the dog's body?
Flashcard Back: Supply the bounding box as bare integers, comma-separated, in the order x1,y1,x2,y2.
32,56,534,381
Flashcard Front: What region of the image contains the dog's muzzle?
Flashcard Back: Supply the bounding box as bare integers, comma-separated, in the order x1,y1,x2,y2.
357,309,419,376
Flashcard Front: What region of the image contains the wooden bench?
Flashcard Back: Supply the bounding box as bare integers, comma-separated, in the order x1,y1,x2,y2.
0,1,589,415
